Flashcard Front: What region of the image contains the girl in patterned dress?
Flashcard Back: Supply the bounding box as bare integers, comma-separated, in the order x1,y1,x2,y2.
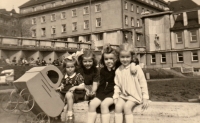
57,56,84,123
113,43,149,123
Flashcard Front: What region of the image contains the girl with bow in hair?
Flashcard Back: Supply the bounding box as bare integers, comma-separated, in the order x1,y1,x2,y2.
57,54,85,123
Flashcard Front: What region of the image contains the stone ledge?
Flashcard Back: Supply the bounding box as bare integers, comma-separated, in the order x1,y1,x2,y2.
73,101,200,123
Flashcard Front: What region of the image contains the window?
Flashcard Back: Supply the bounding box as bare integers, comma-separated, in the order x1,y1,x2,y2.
52,2,56,7
137,19,140,27
61,12,66,19
41,5,46,10
41,28,46,36
155,2,157,7
151,54,156,63
85,35,91,42
61,0,66,5
41,16,45,23
175,32,182,43
131,4,134,12
191,51,198,61
161,53,166,63
189,30,197,42
72,9,77,17
32,7,36,12
62,24,66,32
83,6,89,14
124,1,128,10
151,0,154,5
97,33,103,40
137,34,140,41
72,22,77,31
131,17,134,26
96,18,101,27
32,29,36,37
177,52,183,62
125,16,128,25
32,18,36,25
95,4,101,12
51,26,56,34
51,14,56,21
84,20,89,29
142,8,145,14
136,6,139,13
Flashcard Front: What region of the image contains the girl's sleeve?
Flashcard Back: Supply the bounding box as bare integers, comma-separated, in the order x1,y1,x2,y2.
93,68,100,83
77,74,84,85
113,70,121,99
137,66,149,99
99,68,104,84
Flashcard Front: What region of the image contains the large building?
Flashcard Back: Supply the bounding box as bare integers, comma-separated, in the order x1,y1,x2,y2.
18,0,168,51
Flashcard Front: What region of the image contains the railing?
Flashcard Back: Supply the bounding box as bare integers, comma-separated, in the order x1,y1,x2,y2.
0,36,91,50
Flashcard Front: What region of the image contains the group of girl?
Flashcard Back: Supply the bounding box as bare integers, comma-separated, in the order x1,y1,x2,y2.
57,43,149,123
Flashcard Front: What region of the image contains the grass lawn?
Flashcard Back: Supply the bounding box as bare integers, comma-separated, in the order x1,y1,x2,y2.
148,78,200,102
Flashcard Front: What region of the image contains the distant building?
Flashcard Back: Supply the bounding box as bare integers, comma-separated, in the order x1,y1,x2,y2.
0,9,20,37
168,0,200,12
18,0,168,51
142,8,200,73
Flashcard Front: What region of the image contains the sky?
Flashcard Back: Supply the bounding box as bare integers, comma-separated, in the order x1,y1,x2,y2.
0,0,200,13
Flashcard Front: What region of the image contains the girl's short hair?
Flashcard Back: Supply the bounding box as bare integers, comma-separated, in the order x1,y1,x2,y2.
119,43,136,62
62,57,78,74
78,50,98,71
100,44,120,68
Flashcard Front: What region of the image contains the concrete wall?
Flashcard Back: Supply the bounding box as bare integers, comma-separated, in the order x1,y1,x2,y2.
73,101,200,123
144,14,171,52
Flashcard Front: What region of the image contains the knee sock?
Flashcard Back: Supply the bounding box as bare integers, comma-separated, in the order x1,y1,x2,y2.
87,112,97,123
101,113,110,123
114,113,123,123
125,114,134,123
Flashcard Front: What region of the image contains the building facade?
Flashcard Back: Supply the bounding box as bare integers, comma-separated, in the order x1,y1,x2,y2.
142,8,200,73
19,0,168,50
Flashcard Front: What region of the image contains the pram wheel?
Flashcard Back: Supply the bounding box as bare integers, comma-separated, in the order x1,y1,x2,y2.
1,90,19,112
18,92,35,113
32,112,51,123
17,112,36,123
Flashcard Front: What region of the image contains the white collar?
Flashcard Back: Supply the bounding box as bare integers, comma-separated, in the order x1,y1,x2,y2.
64,72,76,79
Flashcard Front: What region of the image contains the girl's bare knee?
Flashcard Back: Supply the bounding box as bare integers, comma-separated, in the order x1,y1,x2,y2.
65,92,73,99
115,104,123,113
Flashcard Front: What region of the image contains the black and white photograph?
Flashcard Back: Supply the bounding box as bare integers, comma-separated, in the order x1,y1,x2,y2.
1,0,200,123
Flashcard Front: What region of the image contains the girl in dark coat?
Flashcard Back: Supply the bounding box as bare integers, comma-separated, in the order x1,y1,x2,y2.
87,44,120,123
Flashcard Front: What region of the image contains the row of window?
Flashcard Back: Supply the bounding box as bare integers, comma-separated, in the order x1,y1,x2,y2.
124,1,155,14
30,1,101,14
31,0,77,12
125,16,140,27
32,19,101,37
175,30,198,43
124,0,167,11
151,51,199,64
31,4,101,25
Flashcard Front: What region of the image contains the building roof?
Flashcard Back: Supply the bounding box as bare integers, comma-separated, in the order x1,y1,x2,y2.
168,0,200,12
19,0,55,8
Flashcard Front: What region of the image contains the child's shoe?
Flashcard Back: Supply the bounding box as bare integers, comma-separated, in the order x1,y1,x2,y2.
66,115,74,123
